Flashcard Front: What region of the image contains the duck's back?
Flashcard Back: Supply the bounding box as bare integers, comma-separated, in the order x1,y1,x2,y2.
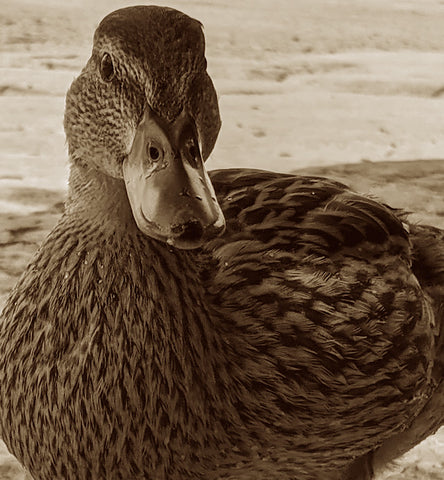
206,169,442,475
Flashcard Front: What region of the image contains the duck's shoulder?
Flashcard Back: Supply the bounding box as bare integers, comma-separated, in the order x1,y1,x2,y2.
209,168,408,256
210,168,346,201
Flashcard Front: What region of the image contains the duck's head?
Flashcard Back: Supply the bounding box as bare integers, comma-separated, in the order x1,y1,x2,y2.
64,6,225,249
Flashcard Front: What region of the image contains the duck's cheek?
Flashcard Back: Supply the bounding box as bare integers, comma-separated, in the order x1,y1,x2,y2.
123,110,225,249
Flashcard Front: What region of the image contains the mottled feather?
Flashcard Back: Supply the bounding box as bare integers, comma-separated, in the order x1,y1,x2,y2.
0,6,443,480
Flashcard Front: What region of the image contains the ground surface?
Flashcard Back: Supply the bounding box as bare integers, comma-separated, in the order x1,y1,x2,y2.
1,0,444,478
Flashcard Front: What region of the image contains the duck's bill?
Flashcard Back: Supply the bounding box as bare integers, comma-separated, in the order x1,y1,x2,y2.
123,108,225,249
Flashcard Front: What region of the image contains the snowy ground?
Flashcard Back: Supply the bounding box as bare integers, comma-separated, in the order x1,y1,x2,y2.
1,0,444,478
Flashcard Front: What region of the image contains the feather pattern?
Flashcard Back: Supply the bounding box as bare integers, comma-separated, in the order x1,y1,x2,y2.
0,6,443,480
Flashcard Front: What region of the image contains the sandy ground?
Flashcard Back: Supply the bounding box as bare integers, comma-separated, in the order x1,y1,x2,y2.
1,0,444,478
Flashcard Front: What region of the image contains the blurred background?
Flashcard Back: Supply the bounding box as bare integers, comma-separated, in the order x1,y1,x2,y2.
1,0,444,478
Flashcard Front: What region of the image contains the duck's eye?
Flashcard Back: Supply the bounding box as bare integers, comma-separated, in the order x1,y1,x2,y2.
188,143,198,159
149,147,160,160
184,140,199,168
146,142,163,162
100,53,115,82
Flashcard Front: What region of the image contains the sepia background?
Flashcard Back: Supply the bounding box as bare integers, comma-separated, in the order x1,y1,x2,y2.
1,0,444,478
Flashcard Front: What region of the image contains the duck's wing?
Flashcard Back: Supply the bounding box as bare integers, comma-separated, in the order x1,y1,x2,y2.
206,168,440,465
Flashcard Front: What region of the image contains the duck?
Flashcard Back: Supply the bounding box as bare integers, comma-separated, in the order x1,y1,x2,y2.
0,5,443,480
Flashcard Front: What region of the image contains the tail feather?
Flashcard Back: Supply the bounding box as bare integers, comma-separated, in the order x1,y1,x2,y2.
410,223,444,368
371,222,444,475
411,223,444,287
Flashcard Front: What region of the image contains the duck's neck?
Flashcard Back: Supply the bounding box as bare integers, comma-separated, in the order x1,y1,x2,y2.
63,161,211,294
61,163,220,361
66,164,136,233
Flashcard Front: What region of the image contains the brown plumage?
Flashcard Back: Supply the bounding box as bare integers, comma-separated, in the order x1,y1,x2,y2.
0,6,443,480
